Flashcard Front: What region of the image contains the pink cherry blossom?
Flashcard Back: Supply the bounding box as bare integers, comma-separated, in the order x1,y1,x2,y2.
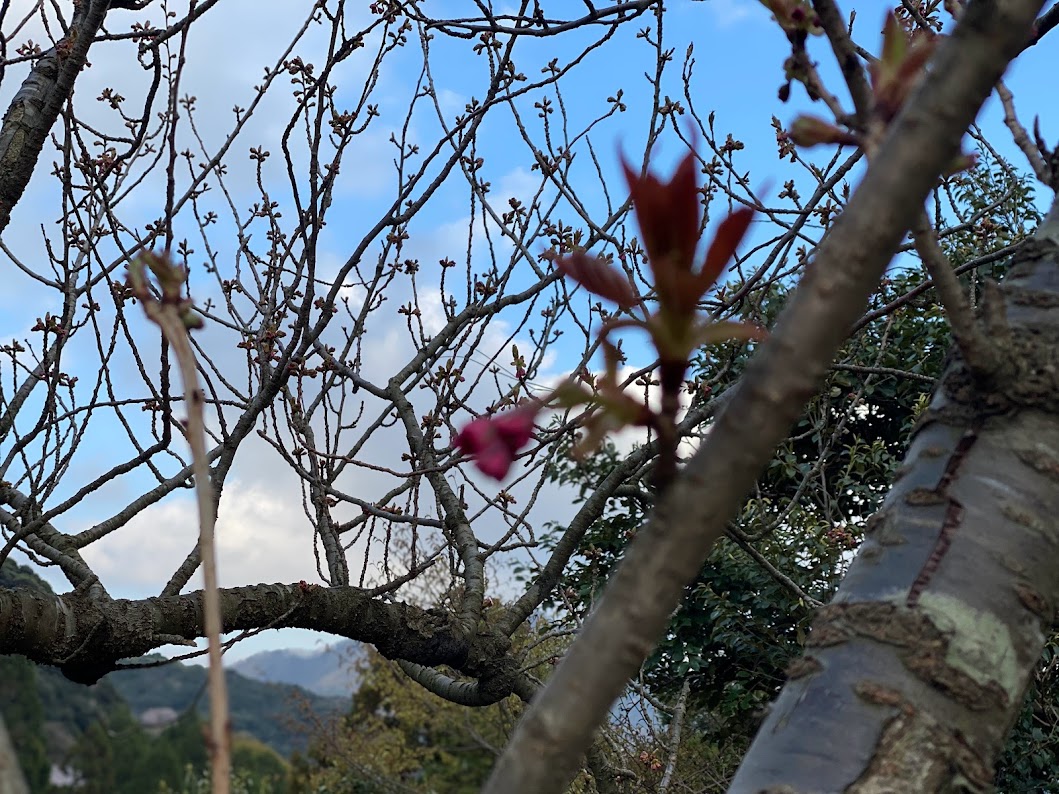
454,404,539,480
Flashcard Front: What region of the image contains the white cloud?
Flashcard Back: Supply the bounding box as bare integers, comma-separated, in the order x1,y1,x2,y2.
689,0,769,28
81,473,321,592
435,88,466,116
496,166,544,208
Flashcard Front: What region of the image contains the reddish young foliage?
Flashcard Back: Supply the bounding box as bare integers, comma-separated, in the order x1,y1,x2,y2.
694,207,756,303
622,152,700,274
554,250,638,308
622,153,700,313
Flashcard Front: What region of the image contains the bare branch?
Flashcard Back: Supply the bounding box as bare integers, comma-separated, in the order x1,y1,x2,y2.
911,209,1000,376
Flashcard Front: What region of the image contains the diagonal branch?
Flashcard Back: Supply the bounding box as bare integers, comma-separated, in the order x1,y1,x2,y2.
483,2,1046,791
0,0,111,232
812,0,874,121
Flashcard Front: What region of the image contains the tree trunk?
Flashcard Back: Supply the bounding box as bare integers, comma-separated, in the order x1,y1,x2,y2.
731,204,1059,790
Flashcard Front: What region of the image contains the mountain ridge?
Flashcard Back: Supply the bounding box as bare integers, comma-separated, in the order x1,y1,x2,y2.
230,640,364,697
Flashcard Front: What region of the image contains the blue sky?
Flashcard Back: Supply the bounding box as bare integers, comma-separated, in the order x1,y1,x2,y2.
1,0,1055,662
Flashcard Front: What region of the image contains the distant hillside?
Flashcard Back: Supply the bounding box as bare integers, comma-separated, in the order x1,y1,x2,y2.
0,558,52,593
107,659,348,756
231,640,364,697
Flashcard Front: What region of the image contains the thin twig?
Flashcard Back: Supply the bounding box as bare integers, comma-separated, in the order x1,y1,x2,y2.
128,253,230,794
658,679,691,794
910,209,999,376
995,79,1050,185
831,362,936,385
812,0,873,121
899,0,934,31
726,525,824,609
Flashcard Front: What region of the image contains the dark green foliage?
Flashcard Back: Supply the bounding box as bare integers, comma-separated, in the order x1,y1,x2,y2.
3,651,308,789
0,559,331,789
292,647,523,793
0,559,52,593
61,704,284,794
107,660,346,757
995,631,1059,793
36,666,128,736
941,157,1042,272
65,705,198,793
1,561,126,791
66,722,116,794
0,656,50,792
230,735,289,791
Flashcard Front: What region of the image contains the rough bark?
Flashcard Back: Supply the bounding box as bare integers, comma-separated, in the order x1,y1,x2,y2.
729,200,1059,791
483,2,1046,792
0,0,114,232
0,582,518,689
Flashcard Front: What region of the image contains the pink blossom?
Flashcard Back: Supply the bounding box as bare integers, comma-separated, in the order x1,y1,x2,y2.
454,405,539,480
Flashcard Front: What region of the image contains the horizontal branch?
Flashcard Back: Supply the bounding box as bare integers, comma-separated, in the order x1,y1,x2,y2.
0,582,471,685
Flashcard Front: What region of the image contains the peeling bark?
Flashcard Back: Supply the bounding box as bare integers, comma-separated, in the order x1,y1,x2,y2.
730,208,1059,791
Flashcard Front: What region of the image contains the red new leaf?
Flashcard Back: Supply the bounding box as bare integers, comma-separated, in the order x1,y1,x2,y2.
622,152,700,276
693,207,755,300
555,251,639,309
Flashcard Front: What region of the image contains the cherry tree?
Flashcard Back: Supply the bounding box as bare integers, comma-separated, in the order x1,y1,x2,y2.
0,1,1057,792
